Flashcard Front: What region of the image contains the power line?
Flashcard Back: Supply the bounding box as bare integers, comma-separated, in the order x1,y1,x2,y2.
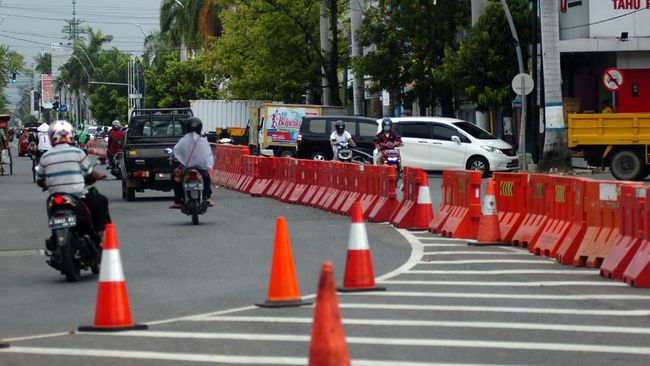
1,13,158,26
559,7,648,30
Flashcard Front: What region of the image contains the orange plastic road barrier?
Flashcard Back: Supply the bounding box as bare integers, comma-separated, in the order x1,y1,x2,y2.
367,165,398,223
308,262,350,366
78,224,147,332
279,158,300,203
601,185,646,280
390,167,425,228
555,178,589,265
301,161,322,205
359,165,381,218
623,188,650,287
475,178,503,244
532,176,576,257
573,181,632,268
249,157,276,197
330,163,353,213
406,170,434,230
492,172,529,243
338,202,385,292
437,170,482,239
429,171,454,233
511,174,552,248
339,164,365,215
256,217,311,308
288,160,311,204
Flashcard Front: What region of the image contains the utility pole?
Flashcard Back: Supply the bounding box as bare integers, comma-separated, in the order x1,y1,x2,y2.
320,0,331,106
350,0,364,116
531,0,539,163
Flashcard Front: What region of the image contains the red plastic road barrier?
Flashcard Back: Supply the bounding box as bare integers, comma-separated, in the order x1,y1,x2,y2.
330,163,353,213
367,165,398,223
279,159,299,203
436,170,482,239
623,187,650,287
210,144,250,190
492,172,528,243
337,164,364,215
601,185,646,280
573,181,630,268
532,176,576,257
300,161,322,205
359,165,381,218
288,160,311,204
429,171,454,233
389,167,423,228
249,157,276,197
237,156,258,194
267,158,292,199
511,174,552,248
555,178,589,265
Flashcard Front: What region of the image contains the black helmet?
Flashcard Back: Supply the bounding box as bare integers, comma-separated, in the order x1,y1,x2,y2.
381,118,393,132
186,117,203,135
335,120,345,133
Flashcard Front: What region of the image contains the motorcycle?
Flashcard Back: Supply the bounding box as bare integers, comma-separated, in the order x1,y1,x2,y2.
377,141,403,181
181,168,209,225
335,141,353,162
44,188,102,282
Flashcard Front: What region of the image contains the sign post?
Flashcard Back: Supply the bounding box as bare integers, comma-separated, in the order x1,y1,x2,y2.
602,67,624,111
511,73,534,171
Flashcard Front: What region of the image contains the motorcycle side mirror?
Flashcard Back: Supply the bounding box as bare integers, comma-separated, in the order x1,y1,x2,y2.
164,148,173,155
451,136,461,144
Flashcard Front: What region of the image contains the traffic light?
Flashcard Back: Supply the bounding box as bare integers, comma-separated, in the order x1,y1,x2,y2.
11,72,16,84
52,101,60,111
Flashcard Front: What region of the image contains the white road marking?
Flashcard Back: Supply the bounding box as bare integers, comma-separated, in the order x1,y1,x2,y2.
0,347,512,366
193,315,650,335
71,332,650,355
419,259,555,264
1,332,71,343
406,269,598,275
381,280,625,287
421,243,468,247
337,303,650,316
376,229,424,282
340,291,650,301
423,251,532,256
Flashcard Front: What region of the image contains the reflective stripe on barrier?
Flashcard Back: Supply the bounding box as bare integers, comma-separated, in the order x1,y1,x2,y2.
360,165,382,219
554,178,589,265
531,176,576,257
367,165,398,223
601,185,646,279
623,186,650,287
389,167,422,228
437,170,482,239
493,172,528,243
249,157,276,196
429,171,454,233
288,160,310,204
511,174,552,248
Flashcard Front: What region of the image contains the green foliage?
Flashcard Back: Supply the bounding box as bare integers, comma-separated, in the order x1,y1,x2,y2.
35,52,52,75
442,0,531,112
88,50,130,123
354,0,470,115
0,46,25,114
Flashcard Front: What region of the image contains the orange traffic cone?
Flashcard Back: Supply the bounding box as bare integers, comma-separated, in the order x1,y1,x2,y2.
256,217,311,308
78,223,147,332
309,261,350,366
408,170,434,230
475,178,503,245
337,202,386,292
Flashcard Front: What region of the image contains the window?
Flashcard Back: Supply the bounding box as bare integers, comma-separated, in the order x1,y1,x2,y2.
307,119,327,134
358,121,378,137
399,123,431,139
453,121,497,140
129,117,184,137
432,124,460,141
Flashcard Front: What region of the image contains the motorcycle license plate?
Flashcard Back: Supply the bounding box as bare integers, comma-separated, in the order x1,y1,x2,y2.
48,215,76,229
387,149,398,154
155,173,171,181
184,182,203,190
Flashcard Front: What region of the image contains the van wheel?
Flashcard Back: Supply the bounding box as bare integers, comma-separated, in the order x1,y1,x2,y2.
466,156,490,176
610,150,644,181
279,149,295,158
311,152,328,161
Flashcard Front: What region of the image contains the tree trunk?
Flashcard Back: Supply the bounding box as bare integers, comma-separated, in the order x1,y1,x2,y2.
319,0,331,105
350,0,364,115
539,0,570,170
327,0,341,106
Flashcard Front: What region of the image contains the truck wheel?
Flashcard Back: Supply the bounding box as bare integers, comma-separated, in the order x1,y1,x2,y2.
610,150,644,181
279,149,295,158
123,179,136,201
311,152,328,161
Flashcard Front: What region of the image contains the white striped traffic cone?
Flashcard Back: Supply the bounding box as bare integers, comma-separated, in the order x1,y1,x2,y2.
408,170,434,230
475,178,503,245
337,202,386,292
78,223,147,332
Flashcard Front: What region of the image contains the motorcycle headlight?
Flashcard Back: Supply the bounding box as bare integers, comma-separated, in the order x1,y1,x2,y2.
481,146,503,154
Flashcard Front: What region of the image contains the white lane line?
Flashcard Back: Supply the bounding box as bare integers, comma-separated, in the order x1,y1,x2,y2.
2,332,71,343
0,347,510,366
192,315,650,335
337,303,650,316
419,259,555,264
423,251,532,256
417,237,477,244
73,332,650,355
340,291,650,301
406,269,598,275
376,229,424,282
381,280,625,287
421,243,468,247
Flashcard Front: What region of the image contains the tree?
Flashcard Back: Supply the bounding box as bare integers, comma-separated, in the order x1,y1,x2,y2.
160,0,223,55
0,46,24,113
35,52,52,75
442,0,530,114
88,50,130,123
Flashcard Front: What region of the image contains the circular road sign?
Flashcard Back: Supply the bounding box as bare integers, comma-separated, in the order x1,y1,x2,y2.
511,73,534,96
602,68,624,92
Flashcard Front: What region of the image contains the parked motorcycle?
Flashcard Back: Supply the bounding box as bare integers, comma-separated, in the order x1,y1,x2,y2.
181,168,209,225
44,189,102,282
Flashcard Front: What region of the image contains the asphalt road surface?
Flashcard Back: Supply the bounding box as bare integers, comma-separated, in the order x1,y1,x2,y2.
2,147,650,366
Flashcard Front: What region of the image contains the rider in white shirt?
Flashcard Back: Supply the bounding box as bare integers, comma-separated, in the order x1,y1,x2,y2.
36,122,52,155
329,120,355,161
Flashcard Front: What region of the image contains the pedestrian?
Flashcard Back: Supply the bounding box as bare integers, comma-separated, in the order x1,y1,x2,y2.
602,100,615,113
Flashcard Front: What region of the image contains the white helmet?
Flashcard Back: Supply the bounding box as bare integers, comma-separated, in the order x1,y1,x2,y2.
49,120,74,146
112,120,121,128
37,122,50,132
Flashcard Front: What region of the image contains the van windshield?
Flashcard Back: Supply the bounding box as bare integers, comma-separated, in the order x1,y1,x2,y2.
453,121,497,140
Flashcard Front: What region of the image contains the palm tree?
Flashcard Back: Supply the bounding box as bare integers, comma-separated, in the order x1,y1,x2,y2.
35,52,52,75
159,0,222,58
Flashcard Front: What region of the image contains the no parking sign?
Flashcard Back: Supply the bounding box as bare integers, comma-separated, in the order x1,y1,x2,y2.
602,68,624,92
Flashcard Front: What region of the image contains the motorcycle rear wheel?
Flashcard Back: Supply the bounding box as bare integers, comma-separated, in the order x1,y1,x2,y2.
190,200,199,225
60,237,81,282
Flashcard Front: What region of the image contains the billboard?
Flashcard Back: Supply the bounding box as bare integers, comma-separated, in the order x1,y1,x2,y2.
41,74,54,109
590,1,650,37
262,105,321,146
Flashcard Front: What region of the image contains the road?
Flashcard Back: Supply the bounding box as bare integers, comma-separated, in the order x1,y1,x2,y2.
2,148,650,365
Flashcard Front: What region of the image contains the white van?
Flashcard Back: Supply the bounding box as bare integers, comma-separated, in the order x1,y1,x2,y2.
378,117,519,173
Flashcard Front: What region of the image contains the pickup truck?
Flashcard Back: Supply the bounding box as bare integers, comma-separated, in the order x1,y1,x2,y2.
568,113,650,180
121,108,193,201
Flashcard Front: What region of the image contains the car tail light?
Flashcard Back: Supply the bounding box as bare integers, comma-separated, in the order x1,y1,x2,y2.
131,171,150,178
187,171,201,180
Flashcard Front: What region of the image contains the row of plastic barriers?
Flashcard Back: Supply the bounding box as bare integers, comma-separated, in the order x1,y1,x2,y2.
209,144,650,287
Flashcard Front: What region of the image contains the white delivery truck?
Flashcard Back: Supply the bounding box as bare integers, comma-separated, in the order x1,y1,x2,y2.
190,100,267,141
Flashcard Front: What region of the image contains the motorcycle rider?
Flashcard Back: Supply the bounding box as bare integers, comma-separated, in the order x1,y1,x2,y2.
107,120,125,168
374,117,403,164
36,121,111,243
330,120,355,161
74,122,91,148
169,117,214,209
36,122,52,159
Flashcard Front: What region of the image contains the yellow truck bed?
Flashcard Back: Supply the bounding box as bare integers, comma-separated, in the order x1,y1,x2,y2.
567,113,650,148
